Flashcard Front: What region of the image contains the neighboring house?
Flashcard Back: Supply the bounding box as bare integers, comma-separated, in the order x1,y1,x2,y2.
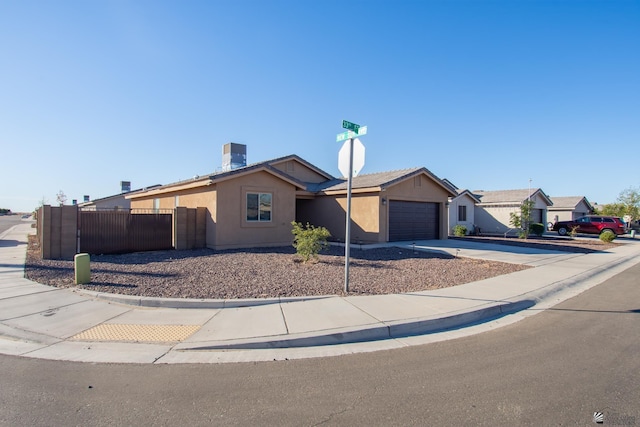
547,196,594,224
127,155,455,250
442,179,480,235
448,189,480,235
79,185,161,210
473,188,553,235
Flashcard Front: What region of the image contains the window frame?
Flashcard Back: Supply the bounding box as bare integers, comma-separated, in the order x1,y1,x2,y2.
246,192,272,223
458,205,467,222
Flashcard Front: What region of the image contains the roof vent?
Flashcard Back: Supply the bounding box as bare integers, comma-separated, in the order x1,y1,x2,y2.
222,143,247,171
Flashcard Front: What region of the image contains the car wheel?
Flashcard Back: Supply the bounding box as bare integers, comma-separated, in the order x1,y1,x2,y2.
600,228,614,235
558,227,568,236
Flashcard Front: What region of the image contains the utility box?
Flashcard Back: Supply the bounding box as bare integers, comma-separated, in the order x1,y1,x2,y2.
74,253,91,285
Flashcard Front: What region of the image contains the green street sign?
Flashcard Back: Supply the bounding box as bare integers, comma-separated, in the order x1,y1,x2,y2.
342,120,360,133
336,126,367,142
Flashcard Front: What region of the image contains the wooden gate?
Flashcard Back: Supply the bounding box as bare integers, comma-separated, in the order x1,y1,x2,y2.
79,209,173,255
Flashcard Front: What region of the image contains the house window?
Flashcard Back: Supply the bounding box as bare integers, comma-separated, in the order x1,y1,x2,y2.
458,205,467,222
247,192,272,222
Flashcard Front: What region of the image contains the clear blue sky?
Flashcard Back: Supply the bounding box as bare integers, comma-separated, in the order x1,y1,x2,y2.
1,0,638,212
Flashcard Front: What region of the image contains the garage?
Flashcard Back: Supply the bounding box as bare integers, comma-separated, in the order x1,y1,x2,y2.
388,200,439,241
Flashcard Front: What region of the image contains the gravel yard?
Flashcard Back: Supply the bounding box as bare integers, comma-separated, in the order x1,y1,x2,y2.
23,235,617,300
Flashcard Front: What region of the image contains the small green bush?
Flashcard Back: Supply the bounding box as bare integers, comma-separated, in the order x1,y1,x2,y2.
529,223,545,237
453,225,467,237
599,230,616,243
291,221,331,263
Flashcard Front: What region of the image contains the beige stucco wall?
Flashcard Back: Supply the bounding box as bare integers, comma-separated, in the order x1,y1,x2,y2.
213,171,297,250
475,194,549,234
296,193,382,244
448,195,476,235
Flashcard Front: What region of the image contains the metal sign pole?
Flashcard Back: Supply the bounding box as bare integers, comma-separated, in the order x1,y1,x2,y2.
344,137,354,293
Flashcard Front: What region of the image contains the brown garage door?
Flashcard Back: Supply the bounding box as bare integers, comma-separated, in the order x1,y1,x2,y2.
389,201,439,241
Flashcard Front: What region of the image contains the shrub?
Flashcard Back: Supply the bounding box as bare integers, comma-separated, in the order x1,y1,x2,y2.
291,221,331,263
569,225,579,239
453,225,467,237
529,223,545,237
599,230,616,243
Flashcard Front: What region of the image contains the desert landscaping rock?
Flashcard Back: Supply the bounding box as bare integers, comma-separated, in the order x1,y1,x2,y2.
24,236,616,300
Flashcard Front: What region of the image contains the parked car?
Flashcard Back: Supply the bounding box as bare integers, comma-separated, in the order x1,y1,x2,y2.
552,215,627,236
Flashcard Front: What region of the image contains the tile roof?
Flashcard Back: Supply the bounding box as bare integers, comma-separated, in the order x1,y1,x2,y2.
309,167,427,192
548,196,592,210
473,188,551,205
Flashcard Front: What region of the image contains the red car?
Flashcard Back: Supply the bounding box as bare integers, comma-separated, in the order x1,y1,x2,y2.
552,215,626,236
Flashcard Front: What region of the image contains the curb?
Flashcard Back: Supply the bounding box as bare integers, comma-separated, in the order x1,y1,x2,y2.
72,288,335,309
175,299,534,351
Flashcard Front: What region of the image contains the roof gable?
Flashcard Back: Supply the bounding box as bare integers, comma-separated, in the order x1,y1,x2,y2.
266,155,334,182
452,189,480,203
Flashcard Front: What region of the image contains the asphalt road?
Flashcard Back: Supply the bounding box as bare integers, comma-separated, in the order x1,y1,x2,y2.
1,261,639,426
0,215,30,235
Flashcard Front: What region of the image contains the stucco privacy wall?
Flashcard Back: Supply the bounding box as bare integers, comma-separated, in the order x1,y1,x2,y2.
36,205,203,260
37,205,78,260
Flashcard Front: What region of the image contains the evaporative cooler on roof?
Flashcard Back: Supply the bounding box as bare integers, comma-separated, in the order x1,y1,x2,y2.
222,143,247,171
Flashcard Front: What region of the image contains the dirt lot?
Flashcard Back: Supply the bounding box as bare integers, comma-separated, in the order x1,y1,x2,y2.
23,235,618,300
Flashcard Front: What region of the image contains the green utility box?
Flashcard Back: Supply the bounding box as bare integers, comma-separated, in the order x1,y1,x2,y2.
74,253,91,285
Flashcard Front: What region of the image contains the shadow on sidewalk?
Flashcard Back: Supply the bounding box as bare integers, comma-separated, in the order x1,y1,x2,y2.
0,240,27,248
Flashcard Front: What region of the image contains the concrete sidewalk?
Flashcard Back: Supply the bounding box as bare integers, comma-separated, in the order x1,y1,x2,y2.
1,222,639,364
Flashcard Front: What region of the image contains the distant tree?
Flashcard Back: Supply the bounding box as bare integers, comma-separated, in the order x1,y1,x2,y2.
617,187,640,220
598,187,640,221
56,190,67,206
0,208,11,215
599,202,626,218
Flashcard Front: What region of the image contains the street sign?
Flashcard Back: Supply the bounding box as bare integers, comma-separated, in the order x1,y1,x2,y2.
336,126,367,142
336,121,368,294
338,138,365,178
342,120,360,133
